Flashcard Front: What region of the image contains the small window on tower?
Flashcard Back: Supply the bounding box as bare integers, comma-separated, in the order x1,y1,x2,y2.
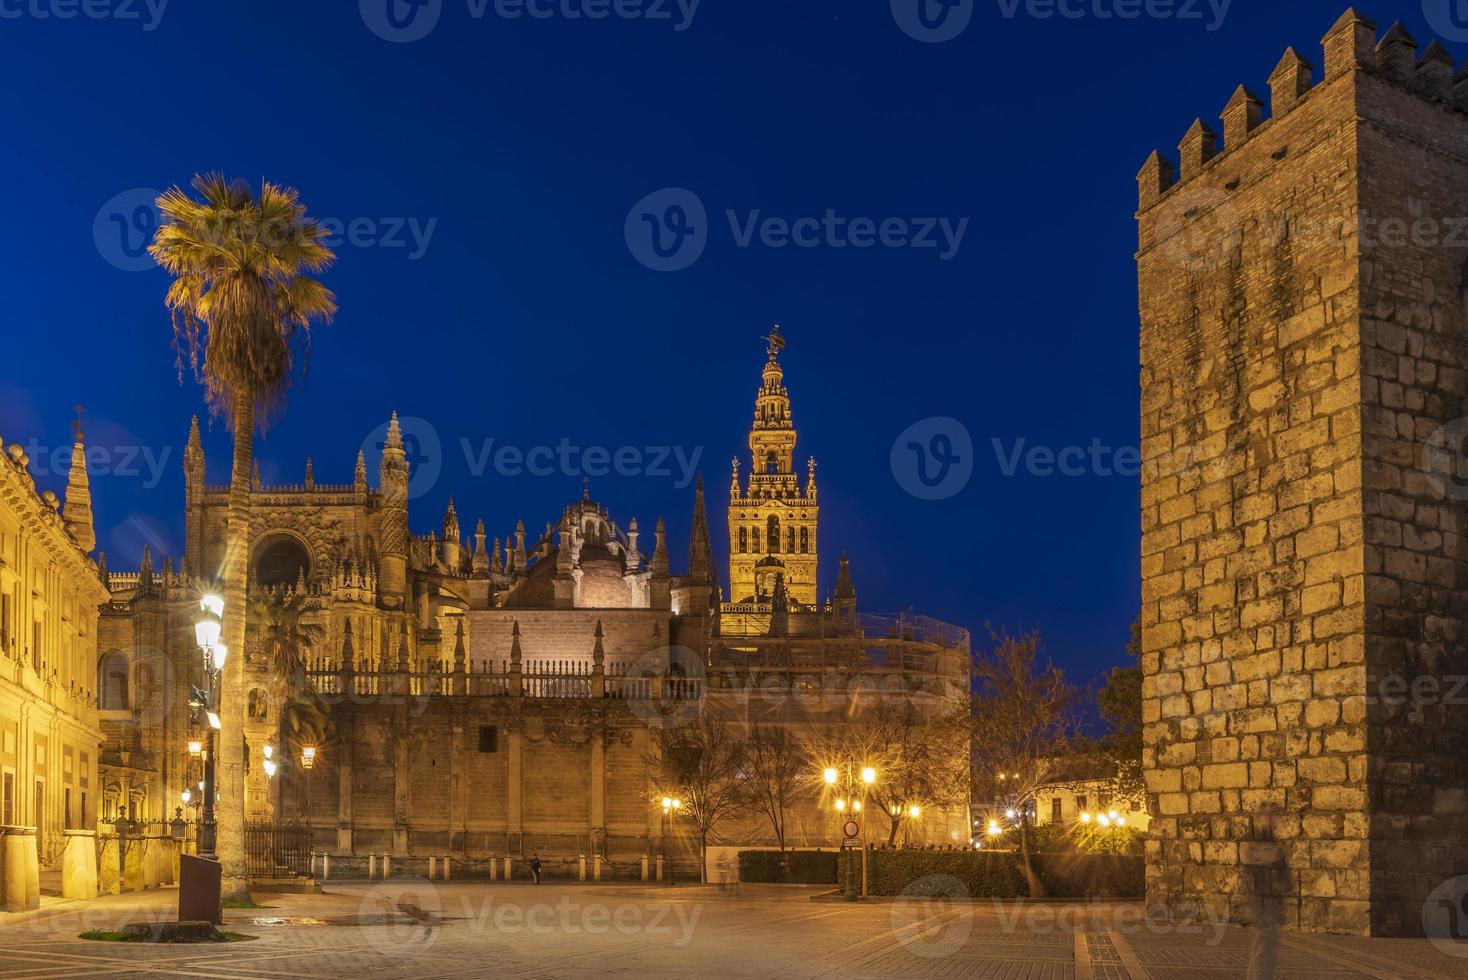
800,527,809,553
739,527,747,553
478,725,499,753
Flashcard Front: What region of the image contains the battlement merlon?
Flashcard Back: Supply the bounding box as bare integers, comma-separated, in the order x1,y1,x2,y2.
1131,10,1468,213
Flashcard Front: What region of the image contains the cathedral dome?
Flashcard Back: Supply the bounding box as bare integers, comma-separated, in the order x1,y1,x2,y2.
578,544,632,608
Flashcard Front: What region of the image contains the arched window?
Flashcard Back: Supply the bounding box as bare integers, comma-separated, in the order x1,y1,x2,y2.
800,527,809,553
738,527,747,553
765,452,778,475
767,516,780,554
98,653,128,710
247,688,268,721
751,527,760,553
253,534,311,588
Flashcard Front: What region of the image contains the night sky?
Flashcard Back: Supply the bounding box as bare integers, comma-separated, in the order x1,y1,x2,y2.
0,1,1442,688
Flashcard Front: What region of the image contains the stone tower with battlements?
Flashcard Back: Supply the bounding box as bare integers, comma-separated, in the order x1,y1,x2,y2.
1137,8,1468,936
728,327,819,606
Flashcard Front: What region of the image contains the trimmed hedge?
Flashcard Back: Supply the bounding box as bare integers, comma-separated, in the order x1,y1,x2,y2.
860,850,1143,899
738,849,839,884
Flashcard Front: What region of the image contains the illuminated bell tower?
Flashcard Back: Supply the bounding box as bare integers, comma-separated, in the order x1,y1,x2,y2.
728,327,819,606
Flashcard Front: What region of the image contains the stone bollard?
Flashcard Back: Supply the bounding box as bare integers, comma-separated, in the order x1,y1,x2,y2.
162,840,177,886
143,839,160,889
3,827,40,912
61,830,98,900
369,853,377,880
503,856,513,881
322,853,331,881
655,855,664,883
442,856,451,881
578,854,586,882
122,837,144,892
428,856,436,881
383,854,392,879
98,836,121,895
594,855,602,881
489,856,498,881
641,854,649,882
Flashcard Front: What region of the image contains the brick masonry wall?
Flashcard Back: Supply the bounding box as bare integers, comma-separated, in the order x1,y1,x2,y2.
1139,29,1468,936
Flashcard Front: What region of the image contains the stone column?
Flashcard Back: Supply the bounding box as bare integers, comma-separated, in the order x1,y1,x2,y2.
507,725,524,839
2,827,39,912
337,721,354,853
61,830,97,900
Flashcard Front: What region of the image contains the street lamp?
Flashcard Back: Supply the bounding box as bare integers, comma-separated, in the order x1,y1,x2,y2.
301,746,317,826
660,797,683,885
193,594,226,862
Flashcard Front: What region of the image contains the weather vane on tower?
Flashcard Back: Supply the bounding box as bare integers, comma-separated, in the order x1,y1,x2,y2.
764,324,785,358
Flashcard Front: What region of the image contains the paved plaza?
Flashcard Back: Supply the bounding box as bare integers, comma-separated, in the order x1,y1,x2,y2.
1,882,1466,979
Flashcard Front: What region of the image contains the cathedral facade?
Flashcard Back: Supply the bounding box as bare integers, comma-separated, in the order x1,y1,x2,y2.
94,331,971,875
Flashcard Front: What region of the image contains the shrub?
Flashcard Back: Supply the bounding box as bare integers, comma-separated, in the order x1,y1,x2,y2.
737,849,839,884
861,849,1143,899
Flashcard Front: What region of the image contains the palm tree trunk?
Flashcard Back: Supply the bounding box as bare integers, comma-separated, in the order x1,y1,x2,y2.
217,390,255,903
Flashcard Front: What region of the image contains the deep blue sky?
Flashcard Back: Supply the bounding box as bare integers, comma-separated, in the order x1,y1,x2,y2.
0,1,1443,687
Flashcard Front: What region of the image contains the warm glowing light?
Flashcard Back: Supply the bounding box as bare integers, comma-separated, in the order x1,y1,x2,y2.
987,820,1003,836
860,767,877,785
1080,812,1092,824
852,801,862,813
263,745,273,760
263,759,277,779
909,805,921,818
662,797,673,810
211,643,228,671
1005,809,1016,819
823,768,838,785
1098,814,1112,827
206,711,222,730
672,799,682,811
1107,811,1119,822
302,746,317,769
200,595,224,618
187,740,202,757
180,789,192,804
1116,815,1127,827
835,799,846,812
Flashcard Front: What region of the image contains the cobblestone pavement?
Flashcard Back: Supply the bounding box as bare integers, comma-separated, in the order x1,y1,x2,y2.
1,883,1467,979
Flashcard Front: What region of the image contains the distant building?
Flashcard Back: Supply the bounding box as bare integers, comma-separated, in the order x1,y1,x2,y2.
0,418,109,869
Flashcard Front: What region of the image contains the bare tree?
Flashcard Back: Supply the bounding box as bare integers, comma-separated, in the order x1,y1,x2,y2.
970,626,1080,897
653,714,747,882
744,724,806,852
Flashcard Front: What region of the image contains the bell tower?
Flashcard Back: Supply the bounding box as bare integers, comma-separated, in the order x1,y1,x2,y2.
728,327,819,606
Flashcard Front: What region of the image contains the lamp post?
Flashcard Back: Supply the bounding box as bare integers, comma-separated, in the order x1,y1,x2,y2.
192,594,226,862
301,746,316,828
660,796,682,885
823,762,876,899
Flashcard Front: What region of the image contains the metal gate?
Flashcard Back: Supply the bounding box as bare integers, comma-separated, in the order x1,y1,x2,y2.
244,821,312,879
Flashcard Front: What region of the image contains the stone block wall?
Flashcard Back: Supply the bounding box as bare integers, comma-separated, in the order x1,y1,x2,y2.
1136,11,1468,936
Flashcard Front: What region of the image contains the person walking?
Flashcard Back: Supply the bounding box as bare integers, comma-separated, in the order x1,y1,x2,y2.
529,854,542,885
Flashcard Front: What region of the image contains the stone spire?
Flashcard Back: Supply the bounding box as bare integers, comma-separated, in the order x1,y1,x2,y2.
652,518,669,576
139,545,153,588
378,412,410,605
304,457,315,490
453,617,467,672
62,410,96,553
834,552,855,600
688,474,714,582
354,450,367,493
97,552,110,590
442,498,461,570
397,619,411,672
473,519,489,575
184,414,205,489
592,619,605,668
341,618,356,669
768,572,789,636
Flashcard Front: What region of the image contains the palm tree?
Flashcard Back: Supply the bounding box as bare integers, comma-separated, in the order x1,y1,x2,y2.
150,174,336,901
249,587,333,757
